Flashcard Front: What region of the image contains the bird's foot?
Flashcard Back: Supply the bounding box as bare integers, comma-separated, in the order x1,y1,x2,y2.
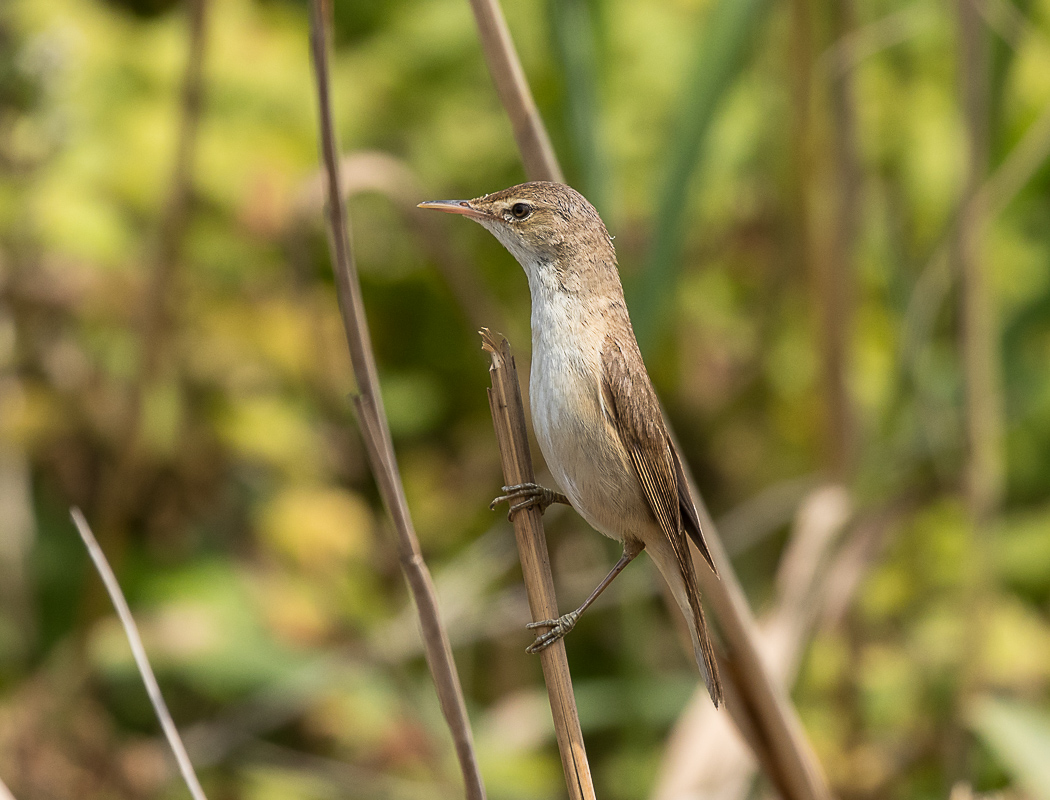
525,611,580,654
490,483,567,520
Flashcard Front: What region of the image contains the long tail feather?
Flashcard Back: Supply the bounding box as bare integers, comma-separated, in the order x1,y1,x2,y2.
694,603,722,705
679,552,723,707
647,536,724,707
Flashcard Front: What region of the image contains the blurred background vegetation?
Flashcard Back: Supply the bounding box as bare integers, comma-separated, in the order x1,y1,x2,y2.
1,0,1049,798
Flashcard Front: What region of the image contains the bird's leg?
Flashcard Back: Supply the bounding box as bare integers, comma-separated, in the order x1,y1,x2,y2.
490,483,570,520
526,538,645,654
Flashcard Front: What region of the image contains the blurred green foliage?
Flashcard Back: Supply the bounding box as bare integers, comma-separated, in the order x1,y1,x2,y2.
0,0,1049,798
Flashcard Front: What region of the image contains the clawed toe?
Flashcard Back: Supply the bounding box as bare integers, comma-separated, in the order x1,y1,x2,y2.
490,483,562,520
526,632,561,654
525,611,579,654
526,618,558,631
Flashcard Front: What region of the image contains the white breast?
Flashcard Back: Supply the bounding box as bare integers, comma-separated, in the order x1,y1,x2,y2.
527,284,651,541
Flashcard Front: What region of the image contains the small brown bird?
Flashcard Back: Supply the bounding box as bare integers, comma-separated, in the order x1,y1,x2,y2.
419,181,723,707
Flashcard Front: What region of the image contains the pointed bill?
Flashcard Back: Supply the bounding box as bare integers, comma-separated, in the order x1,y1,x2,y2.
417,199,490,220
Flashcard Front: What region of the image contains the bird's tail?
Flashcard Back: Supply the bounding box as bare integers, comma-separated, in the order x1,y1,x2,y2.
648,538,724,707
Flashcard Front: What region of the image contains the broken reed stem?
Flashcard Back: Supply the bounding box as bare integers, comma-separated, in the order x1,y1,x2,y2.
481,330,595,800
463,4,832,796
69,508,208,800
307,4,485,799
466,0,564,183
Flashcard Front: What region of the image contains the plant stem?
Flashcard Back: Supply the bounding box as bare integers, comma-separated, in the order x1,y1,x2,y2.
307,4,485,797
466,0,564,183
481,330,595,800
71,509,208,800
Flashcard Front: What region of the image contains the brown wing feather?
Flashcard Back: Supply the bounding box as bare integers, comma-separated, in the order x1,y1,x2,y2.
601,336,723,706
670,444,718,575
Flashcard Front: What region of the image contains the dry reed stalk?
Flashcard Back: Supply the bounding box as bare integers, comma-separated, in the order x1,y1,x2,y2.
653,495,914,800
465,5,834,798
307,4,485,798
481,330,595,800
676,442,833,800
652,487,851,800
70,509,208,800
466,0,564,183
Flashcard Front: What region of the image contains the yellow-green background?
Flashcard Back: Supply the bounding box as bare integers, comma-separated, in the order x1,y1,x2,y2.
1,0,1049,797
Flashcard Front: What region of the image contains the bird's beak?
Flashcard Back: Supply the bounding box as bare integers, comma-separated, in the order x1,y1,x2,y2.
416,199,490,220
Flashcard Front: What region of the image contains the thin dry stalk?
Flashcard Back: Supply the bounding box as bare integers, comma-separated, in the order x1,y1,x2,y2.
482,330,595,800
467,7,834,798
69,508,208,800
306,4,484,798
466,0,564,183
653,494,915,800
652,486,851,800
672,425,834,800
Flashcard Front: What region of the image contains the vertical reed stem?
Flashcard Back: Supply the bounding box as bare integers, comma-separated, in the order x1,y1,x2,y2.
482,330,595,800
308,4,485,797
466,0,565,183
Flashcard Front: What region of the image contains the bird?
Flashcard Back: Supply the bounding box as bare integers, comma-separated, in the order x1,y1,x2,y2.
419,181,723,707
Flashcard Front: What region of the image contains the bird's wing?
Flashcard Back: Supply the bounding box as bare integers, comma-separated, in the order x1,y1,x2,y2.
599,336,682,539
670,444,718,575
601,335,722,702
599,336,718,575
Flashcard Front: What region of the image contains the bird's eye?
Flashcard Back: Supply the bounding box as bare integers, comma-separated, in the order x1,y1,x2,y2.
509,202,532,219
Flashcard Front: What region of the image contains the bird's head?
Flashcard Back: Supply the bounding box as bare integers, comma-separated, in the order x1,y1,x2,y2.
418,181,616,285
